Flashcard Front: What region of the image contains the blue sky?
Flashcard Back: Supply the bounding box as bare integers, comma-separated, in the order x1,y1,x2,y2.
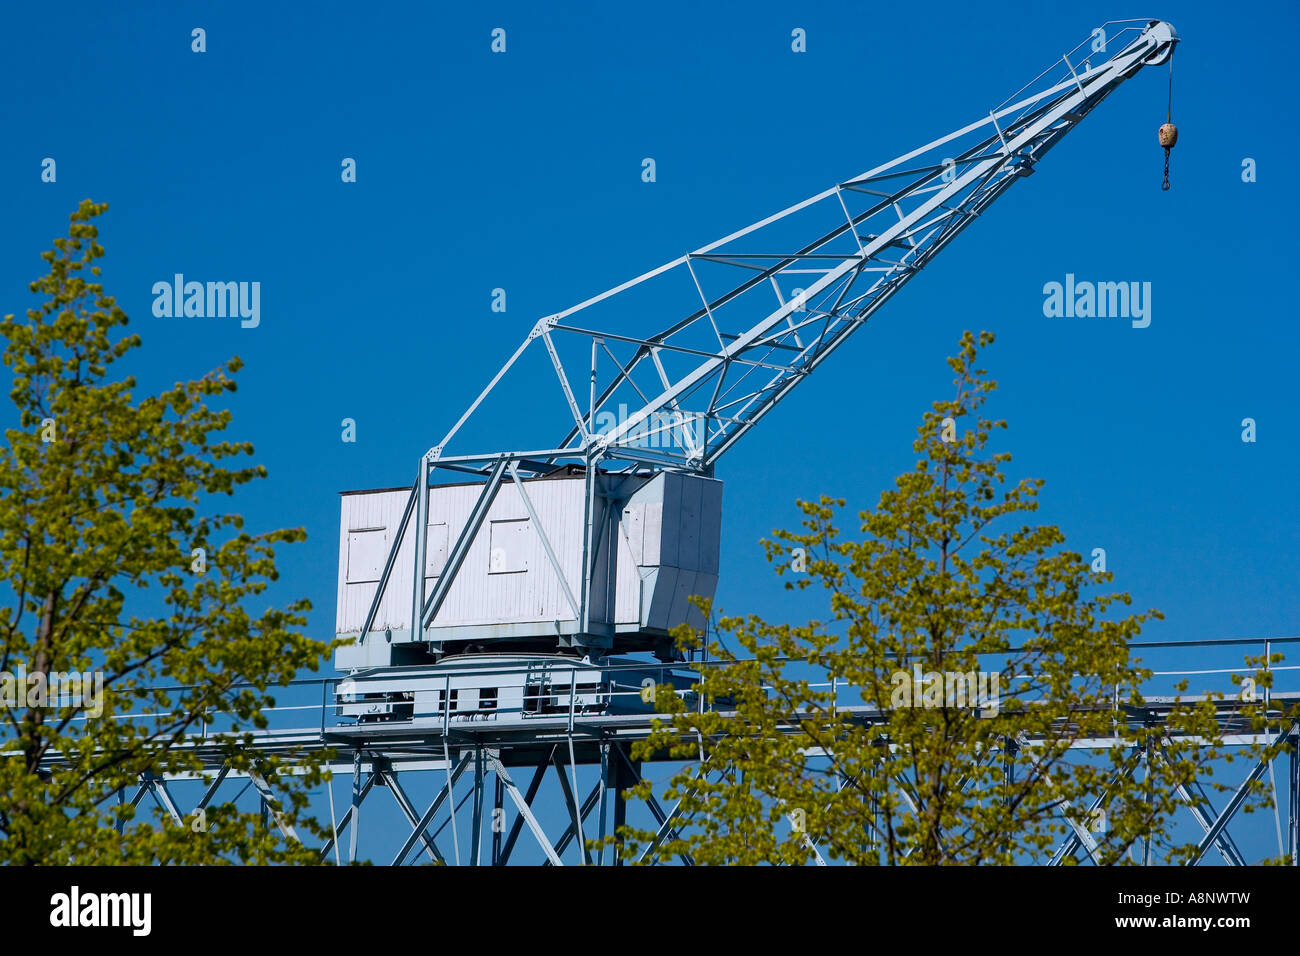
2,0,1297,861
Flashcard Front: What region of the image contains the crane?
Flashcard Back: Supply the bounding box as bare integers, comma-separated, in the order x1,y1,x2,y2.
333,19,1178,722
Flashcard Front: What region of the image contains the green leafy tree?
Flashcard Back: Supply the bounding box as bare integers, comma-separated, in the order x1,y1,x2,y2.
0,200,334,864
611,331,1289,865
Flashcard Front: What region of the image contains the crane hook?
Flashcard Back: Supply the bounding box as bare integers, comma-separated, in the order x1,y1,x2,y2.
1159,124,1177,191
1158,53,1177,190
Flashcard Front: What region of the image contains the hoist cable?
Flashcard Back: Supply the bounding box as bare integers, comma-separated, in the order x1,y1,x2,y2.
1162,50,1175,190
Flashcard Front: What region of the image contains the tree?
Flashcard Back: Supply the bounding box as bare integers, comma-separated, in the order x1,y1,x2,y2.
612,331,1288,865
0,200,334,864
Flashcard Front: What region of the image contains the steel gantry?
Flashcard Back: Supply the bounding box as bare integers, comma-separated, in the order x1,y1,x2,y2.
87,639,1300,865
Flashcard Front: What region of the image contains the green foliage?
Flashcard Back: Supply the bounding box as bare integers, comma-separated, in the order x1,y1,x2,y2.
0,200,335,863
606,331,1291,865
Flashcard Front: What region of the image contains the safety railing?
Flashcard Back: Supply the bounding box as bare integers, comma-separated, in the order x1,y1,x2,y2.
12,635,1292,748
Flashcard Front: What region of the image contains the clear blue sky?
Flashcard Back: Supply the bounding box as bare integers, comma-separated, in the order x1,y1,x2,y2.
2,0,1296,860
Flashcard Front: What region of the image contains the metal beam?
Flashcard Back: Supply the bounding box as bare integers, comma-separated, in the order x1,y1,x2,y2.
551,752,592,865
194,765,231,812
471,747,484,866
358,483,418,644
421,456,510,629
389,752,471,866
509,462,580,619
612,745,695,866
1191,756,1271,865
249,771,299,842
497,751,553,865
1289,725,1299,866
544,780,603,865
1178,770,1248,866
411,454,430,640
319,770,374,861
489,755,562,866
381,768,445,865
1047,751,1141,866
144,774,184,827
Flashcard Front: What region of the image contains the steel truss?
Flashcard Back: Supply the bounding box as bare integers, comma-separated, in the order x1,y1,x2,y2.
429,20,1180,479
97,666,1300,866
